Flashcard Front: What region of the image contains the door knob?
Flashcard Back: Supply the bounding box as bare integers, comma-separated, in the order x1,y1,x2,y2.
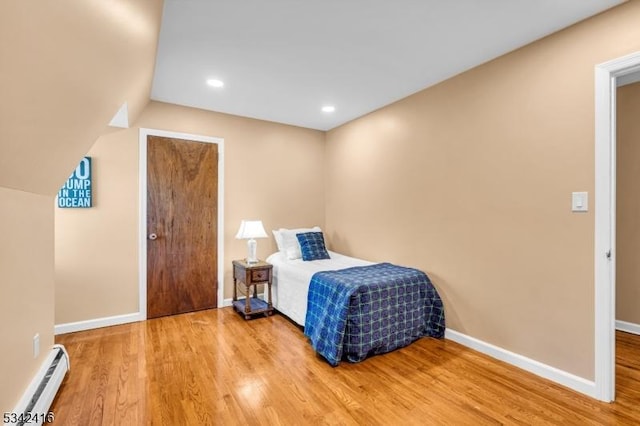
149,233,158,240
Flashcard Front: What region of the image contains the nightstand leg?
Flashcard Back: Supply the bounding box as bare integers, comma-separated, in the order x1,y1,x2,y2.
244,284,251,315
233,277,237,302
267,281,273,310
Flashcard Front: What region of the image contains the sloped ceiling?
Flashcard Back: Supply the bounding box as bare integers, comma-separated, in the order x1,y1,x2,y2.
0,0,163,195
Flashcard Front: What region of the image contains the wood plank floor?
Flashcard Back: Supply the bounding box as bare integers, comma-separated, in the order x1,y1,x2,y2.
50,308,640,425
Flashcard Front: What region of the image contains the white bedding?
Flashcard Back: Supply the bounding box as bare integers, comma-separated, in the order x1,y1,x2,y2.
266,250,373,326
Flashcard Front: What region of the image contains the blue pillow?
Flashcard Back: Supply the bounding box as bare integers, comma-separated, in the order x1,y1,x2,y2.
296,232,330,261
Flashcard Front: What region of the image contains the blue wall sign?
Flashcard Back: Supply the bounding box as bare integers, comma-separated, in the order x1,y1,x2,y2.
57,157,92,208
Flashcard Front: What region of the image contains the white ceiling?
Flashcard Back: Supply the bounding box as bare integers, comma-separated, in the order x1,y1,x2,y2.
151,0,624,131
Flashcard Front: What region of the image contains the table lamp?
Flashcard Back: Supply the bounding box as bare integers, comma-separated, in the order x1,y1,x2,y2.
235,220,268,264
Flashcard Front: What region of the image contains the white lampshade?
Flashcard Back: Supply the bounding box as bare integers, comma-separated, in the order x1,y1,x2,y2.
235,220,268,240
235,220,268,263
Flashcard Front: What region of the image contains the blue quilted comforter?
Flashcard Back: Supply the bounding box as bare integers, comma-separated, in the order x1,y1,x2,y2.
304,262,445,366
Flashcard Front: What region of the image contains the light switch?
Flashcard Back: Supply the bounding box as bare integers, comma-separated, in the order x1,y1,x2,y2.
572,192,588,212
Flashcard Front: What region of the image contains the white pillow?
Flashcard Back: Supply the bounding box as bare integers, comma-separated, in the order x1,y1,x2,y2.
280,226,321,260
272,229,285,252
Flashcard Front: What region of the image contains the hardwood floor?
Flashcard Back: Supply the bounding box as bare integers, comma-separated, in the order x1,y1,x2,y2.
50,308,640,425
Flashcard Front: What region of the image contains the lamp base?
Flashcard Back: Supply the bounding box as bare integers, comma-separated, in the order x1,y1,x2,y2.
246,238,258,263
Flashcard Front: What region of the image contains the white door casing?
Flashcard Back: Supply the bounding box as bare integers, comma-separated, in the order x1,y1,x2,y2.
594,50,640,402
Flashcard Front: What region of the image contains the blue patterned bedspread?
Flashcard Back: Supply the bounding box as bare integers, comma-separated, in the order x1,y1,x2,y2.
304,262,445,366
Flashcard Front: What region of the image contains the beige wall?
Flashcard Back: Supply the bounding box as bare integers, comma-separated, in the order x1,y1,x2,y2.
0,0,162,413
616,82,640,325
55,101,325,324
325,1,640,380
55,131,140,323
0,188,54,413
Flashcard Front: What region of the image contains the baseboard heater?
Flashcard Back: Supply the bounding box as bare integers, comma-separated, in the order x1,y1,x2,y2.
6,345,70,426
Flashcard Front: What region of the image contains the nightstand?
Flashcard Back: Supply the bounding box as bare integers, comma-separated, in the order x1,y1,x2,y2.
232,259,274,319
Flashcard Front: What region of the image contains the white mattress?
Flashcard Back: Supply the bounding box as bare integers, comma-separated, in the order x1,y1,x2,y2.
266,250,373,326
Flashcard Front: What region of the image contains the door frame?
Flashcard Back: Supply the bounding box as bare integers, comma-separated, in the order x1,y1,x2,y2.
594,50,640,402
139,128,225,319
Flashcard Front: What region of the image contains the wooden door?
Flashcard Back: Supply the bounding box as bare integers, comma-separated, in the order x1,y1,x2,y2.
147,135,218,318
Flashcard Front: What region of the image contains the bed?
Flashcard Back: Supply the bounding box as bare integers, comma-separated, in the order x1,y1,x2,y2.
266,228,445,365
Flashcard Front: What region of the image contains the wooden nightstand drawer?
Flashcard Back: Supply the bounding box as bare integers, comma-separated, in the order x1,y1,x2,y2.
251,269,269,282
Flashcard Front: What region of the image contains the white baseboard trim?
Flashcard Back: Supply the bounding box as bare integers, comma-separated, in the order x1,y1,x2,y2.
56,297,267,335
55,312,143,335
444,329,597,399
616,320,640,335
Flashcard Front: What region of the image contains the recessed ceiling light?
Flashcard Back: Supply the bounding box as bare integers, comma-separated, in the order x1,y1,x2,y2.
321,105,335,113
206,79,224,88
